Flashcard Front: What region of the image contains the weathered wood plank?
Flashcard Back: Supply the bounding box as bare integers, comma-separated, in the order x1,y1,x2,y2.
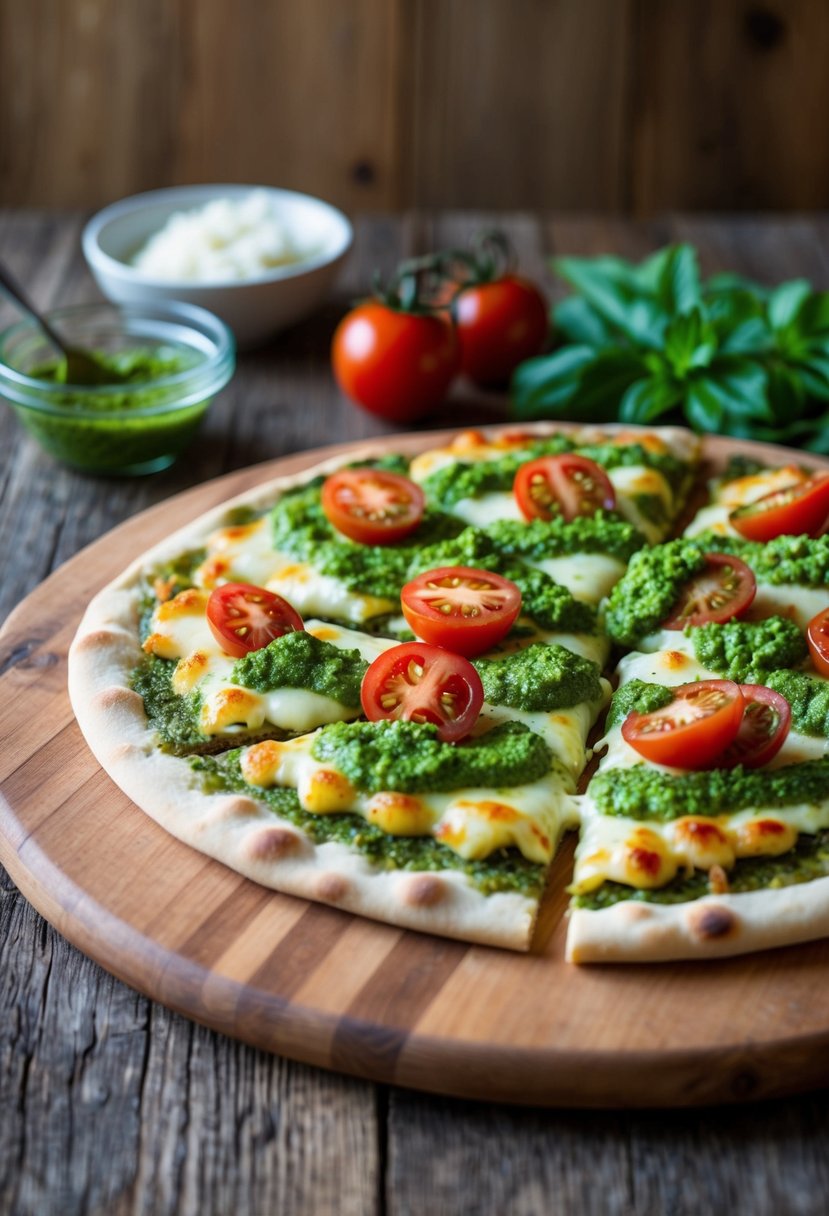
2,210,829,1216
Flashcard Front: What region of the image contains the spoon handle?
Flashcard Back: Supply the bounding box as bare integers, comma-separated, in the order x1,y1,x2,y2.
0,260,67,354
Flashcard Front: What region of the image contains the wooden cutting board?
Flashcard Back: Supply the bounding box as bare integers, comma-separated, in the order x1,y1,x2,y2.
2,427,828,1109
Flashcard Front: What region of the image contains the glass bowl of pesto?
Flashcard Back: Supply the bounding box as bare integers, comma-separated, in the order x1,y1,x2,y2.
0,300,235,475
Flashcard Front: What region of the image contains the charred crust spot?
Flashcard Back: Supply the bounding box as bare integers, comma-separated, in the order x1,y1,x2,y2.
628,846,662,877
400,874,446,908
245,826,302,861
689,903,736,940
210,796,262,823
93,686,144,713
755,819,787,835
74,627,132,653
316,873,350,902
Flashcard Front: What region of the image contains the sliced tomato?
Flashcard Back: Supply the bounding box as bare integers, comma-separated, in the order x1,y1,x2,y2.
400,566,522,657
718,685,791,770
514,454,616,522
360,641,483,742
807,607,829,677
621,679,745,769
206,583,304,658
321,469,425,545
662,553,756,629
730,473,829,541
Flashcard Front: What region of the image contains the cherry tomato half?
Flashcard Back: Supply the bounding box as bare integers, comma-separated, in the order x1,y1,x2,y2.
400,566,522,658
332,303,459,423
321,469,425,546
360,641,484,743
807,607,829,678
453,274,548,387
730,473,829,541
718,685,791,770
513,454,617,523
621,679,745,770
662,553,756,630
206,583,304,658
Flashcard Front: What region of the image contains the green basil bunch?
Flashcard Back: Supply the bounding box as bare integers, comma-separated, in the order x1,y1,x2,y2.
511,245,829,452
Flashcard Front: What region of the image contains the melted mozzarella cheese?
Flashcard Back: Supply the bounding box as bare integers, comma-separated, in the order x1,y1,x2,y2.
684,466,807,538
450,492,524,528
606,465,674,544
194,517,396,623
476,684,610,780
239,732,580,863
748,583,829,632
573,798,829,894
534,554,627,604
144,609,397,735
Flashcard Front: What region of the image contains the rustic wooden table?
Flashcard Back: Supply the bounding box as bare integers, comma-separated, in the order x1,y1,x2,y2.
1,209,828,1216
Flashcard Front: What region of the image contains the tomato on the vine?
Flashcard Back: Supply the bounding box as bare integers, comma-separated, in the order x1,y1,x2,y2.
513,454,616,522
206,583,304,658
321,469,424,545
621,680,745,770
454,275,548,387
730,473,829,541
446,232,547,386
662,553,756,630
807,607,829,677
331,263,459,422
360,642,484,742
400,566,522,657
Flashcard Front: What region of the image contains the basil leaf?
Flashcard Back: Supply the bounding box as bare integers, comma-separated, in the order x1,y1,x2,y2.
553,296,617,348
685,360,771,431
768,279,812,331
511,347,645,422
619,376,682,424
653,245,702,315
663,308,717,376
554,256,668,348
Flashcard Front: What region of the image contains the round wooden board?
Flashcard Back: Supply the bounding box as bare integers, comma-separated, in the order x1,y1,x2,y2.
2,426,829,1109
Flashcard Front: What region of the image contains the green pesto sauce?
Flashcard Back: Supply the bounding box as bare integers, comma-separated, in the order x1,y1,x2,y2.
137,547,206,643
231,631,366,706
421,438,686,510
407,527,597,635
591,759,829,822
486,512,645,564
695,531,829,587
689,616,808,683
25,347,209,473
130,655,206,750
765,670,829,738
269,477,464,600
311,719,554,795
603,539,707,648
573,829,829,911
473,643,603,713
191,752,546,898
605,679,674,730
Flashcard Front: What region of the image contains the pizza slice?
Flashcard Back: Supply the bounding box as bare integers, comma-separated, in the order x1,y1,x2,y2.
69,444,612,950
568,526,829,962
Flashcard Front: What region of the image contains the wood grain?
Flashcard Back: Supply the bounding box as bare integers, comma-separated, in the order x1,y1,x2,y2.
2,428,829,1109
3,0,829,213
4,209,829,1214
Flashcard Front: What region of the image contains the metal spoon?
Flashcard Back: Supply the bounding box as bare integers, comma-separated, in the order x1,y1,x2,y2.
0,260,128,385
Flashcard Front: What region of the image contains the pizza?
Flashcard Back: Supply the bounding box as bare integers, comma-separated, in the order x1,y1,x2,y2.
67,425,829,961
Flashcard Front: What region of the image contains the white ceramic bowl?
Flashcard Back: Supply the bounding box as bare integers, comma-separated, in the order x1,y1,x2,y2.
82,184,353,348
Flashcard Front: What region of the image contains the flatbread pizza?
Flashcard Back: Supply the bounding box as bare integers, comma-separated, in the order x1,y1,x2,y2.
68,425,829,960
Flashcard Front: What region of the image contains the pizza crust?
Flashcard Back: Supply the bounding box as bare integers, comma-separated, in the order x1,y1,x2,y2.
566,877,829,962
73,421,829,962
68,439,548,950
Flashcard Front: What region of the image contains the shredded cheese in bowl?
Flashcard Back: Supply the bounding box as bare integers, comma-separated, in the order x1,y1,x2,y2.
131,191,315,282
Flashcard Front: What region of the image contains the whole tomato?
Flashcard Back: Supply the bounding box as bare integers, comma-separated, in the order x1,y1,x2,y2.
448,233,548,387
332,265,459,423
